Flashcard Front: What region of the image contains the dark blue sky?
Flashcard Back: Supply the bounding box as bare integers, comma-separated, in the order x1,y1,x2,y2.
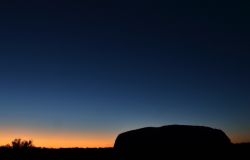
0,0,249,146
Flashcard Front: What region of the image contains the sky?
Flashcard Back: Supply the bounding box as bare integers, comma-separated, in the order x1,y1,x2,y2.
0,0,250,147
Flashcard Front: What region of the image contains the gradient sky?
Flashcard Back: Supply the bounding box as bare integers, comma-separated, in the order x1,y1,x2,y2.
0,0,250,147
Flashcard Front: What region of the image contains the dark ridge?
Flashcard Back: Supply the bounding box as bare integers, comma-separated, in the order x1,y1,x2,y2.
114,125,232,159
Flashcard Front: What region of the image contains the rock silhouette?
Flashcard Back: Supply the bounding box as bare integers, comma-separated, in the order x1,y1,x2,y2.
114,125,232,159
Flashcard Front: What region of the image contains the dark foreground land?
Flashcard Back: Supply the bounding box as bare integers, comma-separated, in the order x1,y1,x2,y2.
0,147,115,160
0,144,250,160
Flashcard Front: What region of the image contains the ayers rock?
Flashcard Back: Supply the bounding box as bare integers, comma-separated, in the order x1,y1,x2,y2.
114,125,232,159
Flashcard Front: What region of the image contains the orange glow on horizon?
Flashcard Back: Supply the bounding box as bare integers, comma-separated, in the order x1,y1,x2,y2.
230,133,250,144
0,127,116,148
0,127,249,148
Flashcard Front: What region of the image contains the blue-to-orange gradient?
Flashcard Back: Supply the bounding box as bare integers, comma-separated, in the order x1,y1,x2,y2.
0,1,250,147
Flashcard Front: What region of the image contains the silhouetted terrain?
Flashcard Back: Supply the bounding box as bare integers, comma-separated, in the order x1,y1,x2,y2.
0,147,115,160
114,125,232,159
1,144,250,160
0,125,249,160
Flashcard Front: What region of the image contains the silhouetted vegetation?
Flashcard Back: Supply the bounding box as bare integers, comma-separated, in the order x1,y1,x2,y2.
0,142,115,160
11,139,34,150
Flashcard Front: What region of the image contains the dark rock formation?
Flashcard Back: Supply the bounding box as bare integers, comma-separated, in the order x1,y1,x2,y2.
114,125,232,159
